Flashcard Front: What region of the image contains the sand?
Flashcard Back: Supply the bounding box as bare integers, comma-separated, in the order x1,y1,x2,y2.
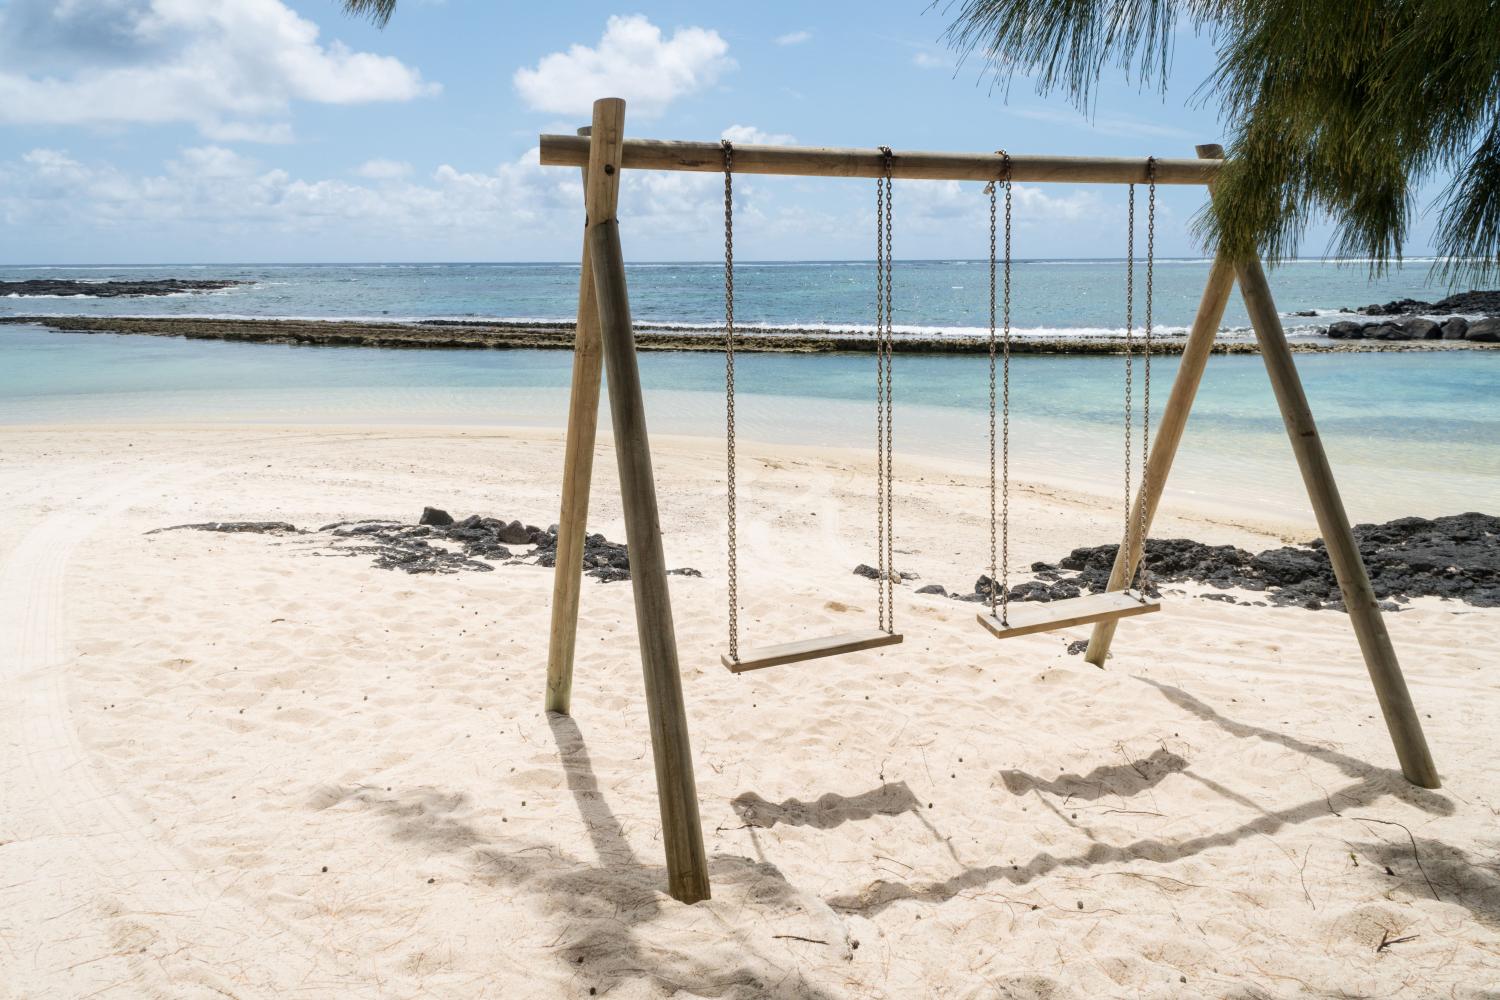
0,424,1496,998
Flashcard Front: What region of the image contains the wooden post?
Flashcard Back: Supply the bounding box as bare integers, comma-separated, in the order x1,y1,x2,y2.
1085,144,1237,667
585,99,712,902
1235,256,1440,789
545,122,611,715
540,134,1221,184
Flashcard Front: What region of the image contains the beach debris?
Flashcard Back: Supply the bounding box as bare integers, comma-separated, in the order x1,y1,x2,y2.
1376,930,1419,952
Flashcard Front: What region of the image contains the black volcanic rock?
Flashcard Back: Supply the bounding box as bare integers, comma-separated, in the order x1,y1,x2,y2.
950,513,1499,610
1,278,247,298
1355,290,1500,317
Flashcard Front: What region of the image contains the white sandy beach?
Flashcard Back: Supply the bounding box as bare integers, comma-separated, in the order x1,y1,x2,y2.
1,423,1496,998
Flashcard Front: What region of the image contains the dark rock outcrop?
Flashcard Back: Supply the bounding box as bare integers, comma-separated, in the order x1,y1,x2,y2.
419,506,454,526
1441,317,1470,340
1466,318,1500,342
1,278,246,298
149,521,302,535
946,513,1499,611
153,508,698,580
1399,317,1442,340
1357,290,1500,316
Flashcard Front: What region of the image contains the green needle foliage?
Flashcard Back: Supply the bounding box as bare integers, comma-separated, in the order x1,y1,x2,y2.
941,0,1500,282
340,0,397,28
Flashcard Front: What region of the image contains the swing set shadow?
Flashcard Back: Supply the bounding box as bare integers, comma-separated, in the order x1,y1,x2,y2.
535,95,1443,903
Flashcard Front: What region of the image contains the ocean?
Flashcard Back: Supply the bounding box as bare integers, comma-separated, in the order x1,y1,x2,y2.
2,260,1496,524
0,258,1481,338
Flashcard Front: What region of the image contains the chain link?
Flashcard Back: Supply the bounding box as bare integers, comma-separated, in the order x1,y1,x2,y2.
1138,158,1156,596
722,140,739,662
873,147,897,633
882,149,895,632
986,177,997,616
1001,163,1012,624
876,157,886,629
986,152,1013,624
1124,183,1135,592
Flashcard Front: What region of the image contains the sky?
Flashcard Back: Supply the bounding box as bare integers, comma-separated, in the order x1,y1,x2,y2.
0,0,1449,264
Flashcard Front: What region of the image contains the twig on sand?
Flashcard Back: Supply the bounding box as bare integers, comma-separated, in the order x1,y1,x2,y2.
1376,929,1419,952
1351,816,1440,901
772,935,828,945
1298,846,1315,909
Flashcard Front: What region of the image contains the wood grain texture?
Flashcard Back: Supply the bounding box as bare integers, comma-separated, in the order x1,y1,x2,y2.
545,121,614,715
722,630,904,673
978,591,1161,641
542,134,1219,185
589,205,712,901
1236,255,1440,789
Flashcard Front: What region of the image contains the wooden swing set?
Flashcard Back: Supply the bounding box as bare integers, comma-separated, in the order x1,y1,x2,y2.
538,98,1439,905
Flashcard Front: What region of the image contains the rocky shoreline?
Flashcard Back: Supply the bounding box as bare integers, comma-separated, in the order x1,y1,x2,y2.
8,312,1500,355
921,512,1499,612
152,507,703,580
1,278,247,298
156,509,1496,613
1302,290,1500,343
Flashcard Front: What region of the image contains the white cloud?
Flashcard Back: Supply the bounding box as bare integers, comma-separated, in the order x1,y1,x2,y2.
0,149,1131,263
1011,108,1195,141
513,15,733,119
0,0,436,142
774,30,811,46
912,51,948,70
356,158,414,180
895,179,1104,241
721,125,797,146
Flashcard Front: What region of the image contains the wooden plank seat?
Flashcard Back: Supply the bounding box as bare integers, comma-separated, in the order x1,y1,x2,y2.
977,590,1160,640
722,629,903,673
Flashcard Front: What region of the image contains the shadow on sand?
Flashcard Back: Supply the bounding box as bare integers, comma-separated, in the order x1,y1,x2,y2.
321,713,849,997
819,678,1472,921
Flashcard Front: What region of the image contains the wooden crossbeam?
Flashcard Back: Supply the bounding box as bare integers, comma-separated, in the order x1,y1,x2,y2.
977,591,1161,641
722,629,903,673
540,135,1220,185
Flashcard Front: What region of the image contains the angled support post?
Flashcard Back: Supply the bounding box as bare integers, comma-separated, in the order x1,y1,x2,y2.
546,123,608,715
1235,254,1440,788
584,98,712,901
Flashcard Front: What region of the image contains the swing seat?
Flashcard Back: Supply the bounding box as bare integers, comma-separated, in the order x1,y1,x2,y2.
722,629,904,673
977,589,1160,640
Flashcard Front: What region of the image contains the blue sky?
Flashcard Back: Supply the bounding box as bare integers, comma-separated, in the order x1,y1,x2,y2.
0,1,1447,264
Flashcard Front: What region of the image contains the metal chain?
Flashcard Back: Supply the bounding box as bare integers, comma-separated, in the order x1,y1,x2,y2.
722,140,739,661
874,155,887,632
1138,158,1156,596
882,147,895,632
1124,182,1135,591
1001,160,1012,624
986,177,997,616
986,151,1013,623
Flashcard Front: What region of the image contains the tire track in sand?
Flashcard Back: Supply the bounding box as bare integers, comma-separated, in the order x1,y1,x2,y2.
0,451,381,999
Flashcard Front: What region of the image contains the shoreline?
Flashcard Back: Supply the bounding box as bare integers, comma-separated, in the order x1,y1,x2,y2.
8,313,1500,355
